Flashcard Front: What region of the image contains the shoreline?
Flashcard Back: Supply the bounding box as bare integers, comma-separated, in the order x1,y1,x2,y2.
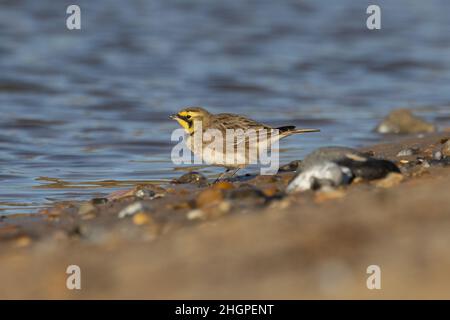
1,131,450,298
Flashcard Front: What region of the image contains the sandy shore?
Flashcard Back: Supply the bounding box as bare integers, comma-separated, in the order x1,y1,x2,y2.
1,132,450,299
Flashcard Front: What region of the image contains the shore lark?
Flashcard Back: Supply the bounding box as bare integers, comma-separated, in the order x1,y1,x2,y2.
170,107,320,180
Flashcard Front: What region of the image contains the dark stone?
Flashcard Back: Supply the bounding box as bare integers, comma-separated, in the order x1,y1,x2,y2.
375,109,435,134
300,146,366,171
135,189,156,199
174,172,208,186
227,185,266,199
429,158,450,167
336,158,400,180
92,198,108,205
279,160,302,172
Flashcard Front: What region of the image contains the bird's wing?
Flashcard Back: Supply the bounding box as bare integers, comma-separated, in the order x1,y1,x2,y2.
212,113,271,131
209,114,278,149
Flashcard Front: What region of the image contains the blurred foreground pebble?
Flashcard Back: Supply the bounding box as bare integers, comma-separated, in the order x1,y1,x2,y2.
287,146,400,192
376,109,436,134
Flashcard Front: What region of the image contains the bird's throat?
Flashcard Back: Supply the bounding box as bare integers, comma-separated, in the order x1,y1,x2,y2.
176,118,194,134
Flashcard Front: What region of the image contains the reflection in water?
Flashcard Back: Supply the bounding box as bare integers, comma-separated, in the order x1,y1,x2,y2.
33,177,168,189
0,0,449,214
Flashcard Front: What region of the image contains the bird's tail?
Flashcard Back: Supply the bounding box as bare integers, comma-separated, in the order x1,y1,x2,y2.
277,126,320,135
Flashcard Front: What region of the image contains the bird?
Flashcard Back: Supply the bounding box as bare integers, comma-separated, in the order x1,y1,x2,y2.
170,107,320,181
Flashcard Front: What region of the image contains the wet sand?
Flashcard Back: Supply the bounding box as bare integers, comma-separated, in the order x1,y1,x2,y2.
1,132,450,299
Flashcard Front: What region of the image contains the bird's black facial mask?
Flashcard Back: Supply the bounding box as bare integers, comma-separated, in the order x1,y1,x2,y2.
172,112,195,133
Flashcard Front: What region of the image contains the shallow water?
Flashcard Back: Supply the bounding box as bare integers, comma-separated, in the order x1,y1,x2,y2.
0,0,449,214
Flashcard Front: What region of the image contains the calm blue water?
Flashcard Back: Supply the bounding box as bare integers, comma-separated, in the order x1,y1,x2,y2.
0,0,449,214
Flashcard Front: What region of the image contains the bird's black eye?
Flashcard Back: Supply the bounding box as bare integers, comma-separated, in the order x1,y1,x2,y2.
186,115,191,119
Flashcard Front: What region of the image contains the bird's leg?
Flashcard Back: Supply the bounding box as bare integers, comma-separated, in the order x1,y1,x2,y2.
214,168,231,184
227,168,240,179
213,168,241,183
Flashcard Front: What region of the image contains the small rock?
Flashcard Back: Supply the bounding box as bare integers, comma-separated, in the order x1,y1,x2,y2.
314,189,346,203
442,140,450,158
187,209,205,220
287,162,353,193
269,198,291,210
375,109,436,134
212,181,234,190
429,158,450,167
132,212,151,225
336,157,400,180
396,147,419,157
92,198,108,205
134,184,166,199
174,172,208,186
135,189,156,199
279,160,302,172
218,200,232,213
415,157,431,168
423,147,434,158
118,202,148,218
300,147,364,171
225,185,267,207
261,185,279,197
226,185,267,200
108,185,165,201
422,160,431,168
373,172,404,188
187,200,231,221
434,151,442,161
196,188,223,208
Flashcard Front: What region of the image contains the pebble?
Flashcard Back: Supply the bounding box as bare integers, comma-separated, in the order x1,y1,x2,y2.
167,200,191,210
396,148,418,157
212,181,234,190
187,209,205,220
442,140,450,158
92,198,108,205
415,157,431,168
218,201,232,213
196,188,223,208
187,201,231,221
314,189,346,203
300,147,364,171
292,146,399,192
118,202,148,218
433,151,442,161
278,160,302,172
375,109,435,134
336,157,400,180
422,161,431,168
373,172,404,188
135,189,156,199
226,185,267,201
261,185,279,197
132,212,151,226
286,162,353,193
174,172,208,186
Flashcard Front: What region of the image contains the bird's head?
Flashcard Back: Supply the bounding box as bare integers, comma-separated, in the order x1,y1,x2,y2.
170,107,211,134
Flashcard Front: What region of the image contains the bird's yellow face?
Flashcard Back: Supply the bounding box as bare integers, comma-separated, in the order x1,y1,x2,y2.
170,107,210,134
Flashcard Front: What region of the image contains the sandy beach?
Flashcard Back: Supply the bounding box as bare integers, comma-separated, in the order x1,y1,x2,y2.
1,131,449,299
